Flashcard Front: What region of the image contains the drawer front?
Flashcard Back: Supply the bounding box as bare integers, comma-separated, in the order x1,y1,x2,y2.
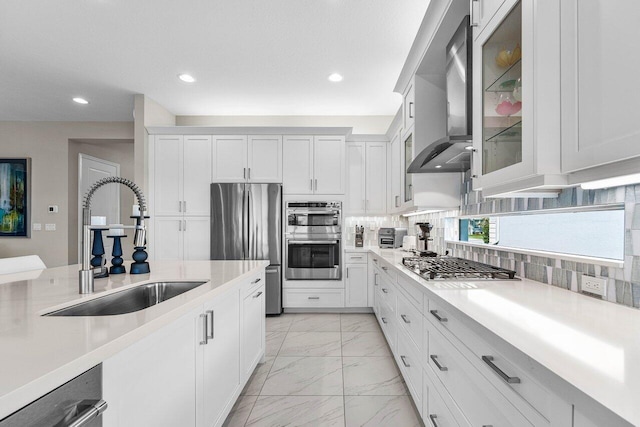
397,330,423,412
397,293,423,351
427,297,550,423
425,377,466,427
378,301,397,351
428,326,533,427
377,277,396,313
344,252,367,264
283,289,345,308
397,273,424,311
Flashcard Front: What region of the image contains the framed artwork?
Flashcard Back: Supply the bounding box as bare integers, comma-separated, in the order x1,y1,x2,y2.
0,158,30,237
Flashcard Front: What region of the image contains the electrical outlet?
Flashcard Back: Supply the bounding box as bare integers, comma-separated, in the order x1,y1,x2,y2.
32,223,42,231
581,275,607,297
45,223,56,231
369,222,376,231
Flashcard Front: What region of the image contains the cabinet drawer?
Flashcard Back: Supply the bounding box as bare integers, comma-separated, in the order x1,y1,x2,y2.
396,293,423,351
428,325,533,427
283,289,344,308
344,252,367,264
424,371,468,427
376,278,396,313
378,301,397,352
242,272,265,298
427,297,551,423
397,329,423,413
397,273,424,311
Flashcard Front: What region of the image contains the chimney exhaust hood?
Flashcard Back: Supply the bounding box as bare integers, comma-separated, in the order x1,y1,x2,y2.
408,16,472,174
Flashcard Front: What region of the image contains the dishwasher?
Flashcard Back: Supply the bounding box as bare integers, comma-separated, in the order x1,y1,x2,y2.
0,365,106,427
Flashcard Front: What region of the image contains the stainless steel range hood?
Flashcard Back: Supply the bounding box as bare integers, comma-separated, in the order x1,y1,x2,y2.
409,16,472,174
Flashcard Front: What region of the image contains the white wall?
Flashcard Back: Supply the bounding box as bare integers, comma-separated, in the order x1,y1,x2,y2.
0,121,133,267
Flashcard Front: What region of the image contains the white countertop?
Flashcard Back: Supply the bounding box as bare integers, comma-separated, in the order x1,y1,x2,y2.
349,246,640,425
0,260,269,419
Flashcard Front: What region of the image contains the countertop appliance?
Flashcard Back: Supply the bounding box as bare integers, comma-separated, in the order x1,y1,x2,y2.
378,227,408,249
210,183,282,314
402,256,517,280
416,222,433,252
285,201,342,281
0,365,105,427
408,15,473,173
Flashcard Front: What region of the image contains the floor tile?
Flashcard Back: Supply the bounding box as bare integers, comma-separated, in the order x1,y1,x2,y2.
343,357,408,396
288,313,342,332
241,357,275,396
340,314,380,332
341,331,390,357
246,396,345,427
261,356,343,396
279,332,342,357
265,331,287,356
223,394,258,427
266,314,294,332
344,395,421,427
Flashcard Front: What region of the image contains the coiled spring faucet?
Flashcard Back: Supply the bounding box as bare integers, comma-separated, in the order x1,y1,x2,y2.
79,177,148,294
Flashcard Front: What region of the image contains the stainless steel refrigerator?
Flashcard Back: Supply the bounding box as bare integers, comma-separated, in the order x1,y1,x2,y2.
210,183,282,314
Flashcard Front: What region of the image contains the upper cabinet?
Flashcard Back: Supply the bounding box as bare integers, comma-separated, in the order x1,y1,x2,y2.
471,0,566,197
471,0,507,39
283,135,345,195
560,0,640,174
403,81,415,131
389,131,402,213
213,135,283,183
346,141,387,215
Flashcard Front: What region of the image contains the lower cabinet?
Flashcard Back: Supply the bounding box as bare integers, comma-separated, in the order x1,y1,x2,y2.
103,270,265,427
345,263,368,307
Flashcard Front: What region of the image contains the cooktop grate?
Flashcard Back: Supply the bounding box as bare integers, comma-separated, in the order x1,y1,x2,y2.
402,256,517,280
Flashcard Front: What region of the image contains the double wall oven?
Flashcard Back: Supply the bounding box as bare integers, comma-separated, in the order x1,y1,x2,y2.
285,201,342,280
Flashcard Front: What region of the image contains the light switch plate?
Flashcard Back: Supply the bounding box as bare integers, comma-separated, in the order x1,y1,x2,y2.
32,223,42,231
581,274,607,297
45,223,56,231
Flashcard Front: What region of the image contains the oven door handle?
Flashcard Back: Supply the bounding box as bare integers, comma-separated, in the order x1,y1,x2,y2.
288,240,339,244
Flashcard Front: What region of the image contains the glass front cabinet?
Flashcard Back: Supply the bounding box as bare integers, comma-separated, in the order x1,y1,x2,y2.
471,0,565,197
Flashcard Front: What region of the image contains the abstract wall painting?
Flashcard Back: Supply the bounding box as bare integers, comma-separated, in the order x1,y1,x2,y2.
0,158,30,237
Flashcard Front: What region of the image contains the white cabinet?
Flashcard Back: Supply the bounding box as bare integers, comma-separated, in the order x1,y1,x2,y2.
345,263,368,308
560,0,640,174
403,80,415,131
153,135,212,216
241,280,266,380
153,216,210,261
198,288,241,427
213,135,283,183
471,0,507,38
283,135,345,195
346,142,387,215
389,131,402,212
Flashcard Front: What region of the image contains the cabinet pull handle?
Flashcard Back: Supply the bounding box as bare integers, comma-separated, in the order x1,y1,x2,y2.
183,220,187,231
381,317,388,324
346,267,349,278
253,291,263,298
251,278,261,284
430,355,448,371
482,355,520,384
400,355,410,368
308,296,320,300
470,0,479,27
310,179,313,190
183,200,187,212
200,313,208,345
315,179,318,191
373,258,378,263
178,201,182,212
374,273,378,286
350,256,363,259
430,310,447,322
409,102,414,119
178,220,182,232
381,266,388,271
395,195,400,207
206,310,214,340
401,314,410,324
63,399,108,427
248,168,251,180
382,288,389,294
429,414,440,427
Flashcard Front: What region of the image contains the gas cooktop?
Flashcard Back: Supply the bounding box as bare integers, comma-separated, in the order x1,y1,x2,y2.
402,256,518,281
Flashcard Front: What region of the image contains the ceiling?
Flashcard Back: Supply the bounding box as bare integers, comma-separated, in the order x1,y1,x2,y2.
0,0,430,121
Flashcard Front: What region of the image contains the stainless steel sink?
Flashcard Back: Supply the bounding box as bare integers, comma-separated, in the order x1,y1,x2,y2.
45,281,208,316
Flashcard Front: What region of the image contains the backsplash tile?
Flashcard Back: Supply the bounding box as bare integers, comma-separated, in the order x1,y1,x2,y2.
343,216,407,247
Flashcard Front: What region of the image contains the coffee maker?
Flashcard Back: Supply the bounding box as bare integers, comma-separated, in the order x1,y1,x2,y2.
415,222,436,256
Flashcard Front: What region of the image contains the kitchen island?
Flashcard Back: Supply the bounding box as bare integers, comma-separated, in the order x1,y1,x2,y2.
0,260,268,425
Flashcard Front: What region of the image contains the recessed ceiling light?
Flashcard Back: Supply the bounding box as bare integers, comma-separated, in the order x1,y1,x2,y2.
328,73,343,82
435,165,442,169
73,97,89,105
178,74,196,83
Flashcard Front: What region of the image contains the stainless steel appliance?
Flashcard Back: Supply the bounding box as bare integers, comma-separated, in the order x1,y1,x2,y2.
408,16,473,173
0,365,105,427
378,227,408,248
415,222,433,252
210,183,282,314
285,201,342,280
402,256,517,280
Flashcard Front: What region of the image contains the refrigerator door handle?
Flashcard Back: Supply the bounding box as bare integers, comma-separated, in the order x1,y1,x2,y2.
245,186,252,260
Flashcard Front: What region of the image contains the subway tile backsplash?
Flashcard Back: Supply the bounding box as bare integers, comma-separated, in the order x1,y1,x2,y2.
343,216,407,247
412,176,640,309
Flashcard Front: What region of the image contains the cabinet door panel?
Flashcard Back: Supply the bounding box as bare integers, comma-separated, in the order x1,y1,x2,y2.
345,264,368,307
184,217,210,260
561,0,640,173
201,288,241,427
183,136,212,216
154,135,183,216
365,142,387,213
313,136,345,194
390,133,402,212
248,135,283,182
242,283,265,379
213,136,248,182
283,136,314,194
346,142,366,214
153,217,183,260
403,81,415,130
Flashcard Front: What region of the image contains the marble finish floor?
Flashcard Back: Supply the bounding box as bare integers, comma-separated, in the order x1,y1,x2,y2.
223,313,422,427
